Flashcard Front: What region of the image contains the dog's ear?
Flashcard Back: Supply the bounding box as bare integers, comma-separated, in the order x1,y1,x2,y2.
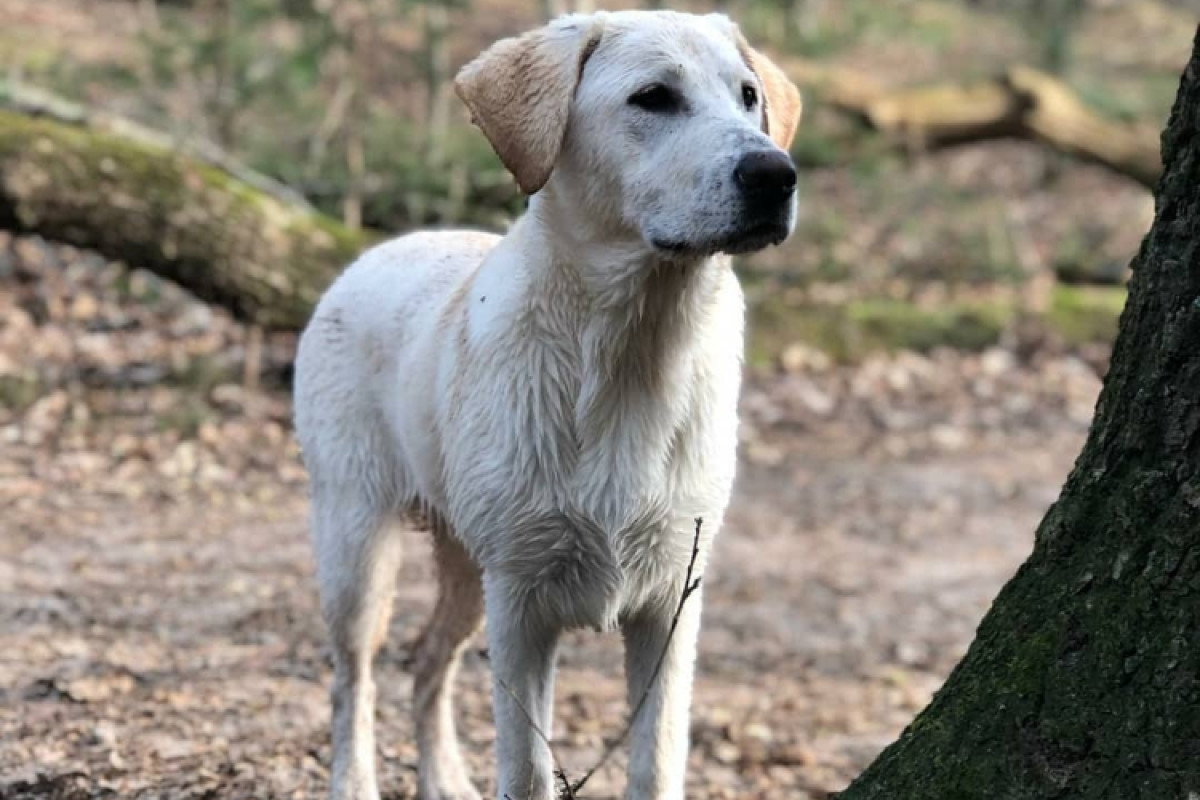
455,17,605,195
740,41,803,151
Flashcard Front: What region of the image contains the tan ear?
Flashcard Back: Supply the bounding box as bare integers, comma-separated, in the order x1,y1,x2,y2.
454,17,605,195
741,43,803,151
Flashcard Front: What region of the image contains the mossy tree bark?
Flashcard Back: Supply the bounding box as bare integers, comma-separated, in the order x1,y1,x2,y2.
838,31,1200,800
0,109,374,330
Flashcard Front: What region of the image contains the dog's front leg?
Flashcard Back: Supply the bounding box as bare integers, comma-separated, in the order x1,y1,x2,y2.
485,580,561,800
621,590,704,800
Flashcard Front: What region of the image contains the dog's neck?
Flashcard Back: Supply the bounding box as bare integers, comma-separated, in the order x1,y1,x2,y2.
518,186,724,351
523,184,719,306
499,185,731,529
506,187,727,446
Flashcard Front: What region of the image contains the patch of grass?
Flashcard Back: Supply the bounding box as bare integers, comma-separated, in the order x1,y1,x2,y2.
746,284,1128,366
245,116,521,231
849,298,1010,352
155,394,214,438
1072,79,1145,123
790,127,846,169
1072,71,1183,124
0,373,43,413
169,354,232,393
748,295,1011,365
739,0,956,59
0,33,61,76
864,1,955,52
1048,284,1127,346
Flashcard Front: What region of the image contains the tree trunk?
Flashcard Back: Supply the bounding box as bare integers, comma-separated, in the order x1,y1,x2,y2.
0,109,372,330
837,29,1200,800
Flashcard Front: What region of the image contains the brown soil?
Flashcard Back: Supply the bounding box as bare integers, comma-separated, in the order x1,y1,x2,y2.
0,235,1103,799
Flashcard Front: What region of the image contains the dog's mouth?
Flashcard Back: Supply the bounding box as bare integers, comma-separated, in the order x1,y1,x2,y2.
717,220,791,255
651,220,790,258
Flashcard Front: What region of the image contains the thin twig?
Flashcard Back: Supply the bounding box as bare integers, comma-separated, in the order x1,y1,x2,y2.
570,518,705,796
493,666,577,799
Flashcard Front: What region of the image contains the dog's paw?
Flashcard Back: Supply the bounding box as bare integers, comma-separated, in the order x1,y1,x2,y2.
418,787,482,800
329,780,381,800
417,772,482,800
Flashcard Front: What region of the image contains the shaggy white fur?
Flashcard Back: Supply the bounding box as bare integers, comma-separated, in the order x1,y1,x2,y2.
293,10,802,800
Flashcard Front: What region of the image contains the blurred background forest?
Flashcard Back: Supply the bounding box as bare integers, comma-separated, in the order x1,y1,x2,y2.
4,0,1195,368
1,0,1196,376
1,2,1197,799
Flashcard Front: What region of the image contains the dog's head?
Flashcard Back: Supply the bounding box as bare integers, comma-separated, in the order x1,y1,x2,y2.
455,10,802,258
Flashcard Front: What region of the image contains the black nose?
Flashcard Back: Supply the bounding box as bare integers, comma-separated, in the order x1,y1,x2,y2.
734,150,797,202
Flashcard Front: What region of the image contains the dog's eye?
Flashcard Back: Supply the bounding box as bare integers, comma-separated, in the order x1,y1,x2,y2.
629,85,681,113
742,84,759,111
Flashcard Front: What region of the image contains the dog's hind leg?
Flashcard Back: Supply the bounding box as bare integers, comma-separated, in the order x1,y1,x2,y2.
410,518,484,800
313,488,402,800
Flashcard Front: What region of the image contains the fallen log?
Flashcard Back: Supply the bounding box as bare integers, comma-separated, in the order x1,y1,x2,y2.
0,108,373,330
0,80,317,212
785,59,1163,189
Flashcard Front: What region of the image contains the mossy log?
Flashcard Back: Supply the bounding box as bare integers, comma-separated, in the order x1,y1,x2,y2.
0,108,374,330
787,60,1163,190
836,33,1200,800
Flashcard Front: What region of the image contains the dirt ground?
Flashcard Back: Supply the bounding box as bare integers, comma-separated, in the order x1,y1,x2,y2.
0,236,1104,799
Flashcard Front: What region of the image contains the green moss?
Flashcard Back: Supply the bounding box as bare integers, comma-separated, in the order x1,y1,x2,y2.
789,128,846,169
0,109,374,329
746,285,1128,365
0,32,68,76
1048,285,1128,346
0,109,259,214
1073,71,1184,124
747,294,1012,365
0,374,42,412
851,298,1010,351
755,0,952,58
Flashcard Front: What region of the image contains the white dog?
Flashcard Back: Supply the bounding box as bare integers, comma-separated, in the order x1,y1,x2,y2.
293,10,801,800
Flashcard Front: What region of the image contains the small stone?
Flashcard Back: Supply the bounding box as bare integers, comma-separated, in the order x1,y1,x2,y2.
980,347,1015,376
780,343,832,373
712,741,741,765
742,722,773,743
930,424,967,452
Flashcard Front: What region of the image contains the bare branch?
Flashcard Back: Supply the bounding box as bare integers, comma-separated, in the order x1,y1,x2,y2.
491,664,577,799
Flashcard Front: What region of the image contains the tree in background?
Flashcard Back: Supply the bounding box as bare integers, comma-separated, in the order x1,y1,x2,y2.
838,28,1200,799
141,0,296,151
134,0,507,230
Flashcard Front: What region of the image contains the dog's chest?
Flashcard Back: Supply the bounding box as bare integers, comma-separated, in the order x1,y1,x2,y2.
502,375,700,628
456,320,708,626
441,261,737,628
534,325,695,528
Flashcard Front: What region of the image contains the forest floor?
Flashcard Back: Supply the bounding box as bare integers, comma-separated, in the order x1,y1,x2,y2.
0,235,1103,799
0,1,1176,797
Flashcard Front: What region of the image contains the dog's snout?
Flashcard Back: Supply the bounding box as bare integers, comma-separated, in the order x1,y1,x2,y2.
734,150,797,201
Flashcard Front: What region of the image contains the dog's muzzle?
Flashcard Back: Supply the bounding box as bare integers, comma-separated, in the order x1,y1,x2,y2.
723,149,797,254
649,149,798,257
